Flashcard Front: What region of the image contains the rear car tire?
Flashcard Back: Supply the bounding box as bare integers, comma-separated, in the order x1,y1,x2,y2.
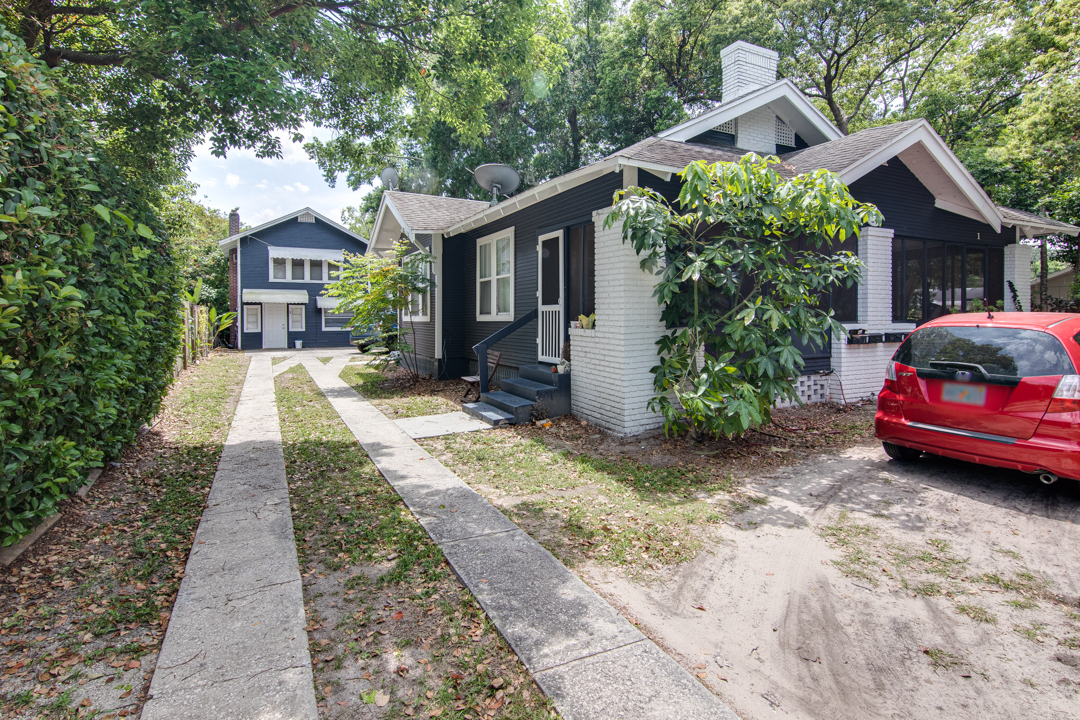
882,442,923,462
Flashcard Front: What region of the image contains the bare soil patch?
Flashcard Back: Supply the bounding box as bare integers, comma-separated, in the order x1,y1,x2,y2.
582,445,1080,720
0,351,249,719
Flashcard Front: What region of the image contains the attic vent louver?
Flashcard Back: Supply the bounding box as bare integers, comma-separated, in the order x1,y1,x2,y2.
775,117,794,147
715,119,737,135
298,211,316,223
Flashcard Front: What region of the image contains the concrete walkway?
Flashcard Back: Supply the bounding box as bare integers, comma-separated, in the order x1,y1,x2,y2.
144,355,317,720
299,354,738,720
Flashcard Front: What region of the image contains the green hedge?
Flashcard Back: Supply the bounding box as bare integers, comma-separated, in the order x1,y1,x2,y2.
0,32,181,544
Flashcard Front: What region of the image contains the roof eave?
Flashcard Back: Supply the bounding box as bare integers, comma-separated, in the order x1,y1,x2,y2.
216,206,368,251
445,158,622,236
658,79,843,145
836,120,1002,233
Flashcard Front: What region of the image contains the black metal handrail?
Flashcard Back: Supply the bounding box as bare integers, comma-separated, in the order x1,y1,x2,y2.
472,308,538,394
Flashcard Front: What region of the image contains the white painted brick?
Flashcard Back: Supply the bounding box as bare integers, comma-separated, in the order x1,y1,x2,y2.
735,105,776,155
721,42,778,101
1004,244,1031,311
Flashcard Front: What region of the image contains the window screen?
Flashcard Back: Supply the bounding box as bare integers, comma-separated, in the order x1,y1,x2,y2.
272,257,287,280
310,261,323,281
291,258,305,280
288,305,305,331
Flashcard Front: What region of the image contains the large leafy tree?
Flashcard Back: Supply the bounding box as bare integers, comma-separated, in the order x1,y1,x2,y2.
157,187,232,313
4,0,566,187
606,155,881,438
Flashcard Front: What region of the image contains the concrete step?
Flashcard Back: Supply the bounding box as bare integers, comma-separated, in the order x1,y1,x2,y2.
518,363,560,386
480,391,534,424
462,402,514,427
500,377,571,418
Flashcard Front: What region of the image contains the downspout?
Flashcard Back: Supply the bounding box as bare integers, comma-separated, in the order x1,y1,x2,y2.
433,232,444,378
236,238,242,351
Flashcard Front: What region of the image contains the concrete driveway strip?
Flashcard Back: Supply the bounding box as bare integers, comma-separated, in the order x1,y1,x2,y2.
143,355,318,720
300,356,738,720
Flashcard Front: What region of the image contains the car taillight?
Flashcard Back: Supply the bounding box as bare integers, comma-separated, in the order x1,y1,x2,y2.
883,361,897,392
1047,375,1080,413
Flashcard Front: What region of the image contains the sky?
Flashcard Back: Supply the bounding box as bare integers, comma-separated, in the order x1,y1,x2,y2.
186,124,374,229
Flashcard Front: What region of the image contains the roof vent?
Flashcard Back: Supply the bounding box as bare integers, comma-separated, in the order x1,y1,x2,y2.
715,119,737,135
298,211,315,223
775,117,794,147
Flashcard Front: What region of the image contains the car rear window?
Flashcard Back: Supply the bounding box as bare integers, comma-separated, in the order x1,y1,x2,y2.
894,326,1076,378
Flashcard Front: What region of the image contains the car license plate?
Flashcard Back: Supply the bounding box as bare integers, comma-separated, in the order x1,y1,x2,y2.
941,382,987,406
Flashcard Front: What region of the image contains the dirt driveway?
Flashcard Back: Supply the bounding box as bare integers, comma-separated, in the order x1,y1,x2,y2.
582,444,1080,720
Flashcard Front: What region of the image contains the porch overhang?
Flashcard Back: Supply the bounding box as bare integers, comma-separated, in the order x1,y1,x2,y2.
241,289,309,304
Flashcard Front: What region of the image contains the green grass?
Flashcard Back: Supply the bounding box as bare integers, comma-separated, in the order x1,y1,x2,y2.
923,647,962,672
274,365,557,720
818,511,882,586
1013,623,1046,642
339,364,461,419
276,365,443,583
956,603,997,625
422,431,730,572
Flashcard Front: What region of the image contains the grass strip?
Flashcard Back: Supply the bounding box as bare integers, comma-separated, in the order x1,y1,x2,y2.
420,431,730,574
275,365,557,720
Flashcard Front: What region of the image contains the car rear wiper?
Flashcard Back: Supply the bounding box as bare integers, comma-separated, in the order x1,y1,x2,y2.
929,360,992,377
918,360,1021,386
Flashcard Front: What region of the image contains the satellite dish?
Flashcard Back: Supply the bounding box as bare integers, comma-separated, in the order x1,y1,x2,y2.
379,167,400,191
473,164,520,206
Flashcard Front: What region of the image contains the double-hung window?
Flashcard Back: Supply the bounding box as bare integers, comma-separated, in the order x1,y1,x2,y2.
288,305,305,332
322,310,353,331
243,305,261,332
477,229,514,321
403,256,431,322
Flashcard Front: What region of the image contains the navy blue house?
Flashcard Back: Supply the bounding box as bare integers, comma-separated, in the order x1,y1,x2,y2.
218,207,368,350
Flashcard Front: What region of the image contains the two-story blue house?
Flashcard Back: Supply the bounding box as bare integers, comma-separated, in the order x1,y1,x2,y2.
219,207,368,349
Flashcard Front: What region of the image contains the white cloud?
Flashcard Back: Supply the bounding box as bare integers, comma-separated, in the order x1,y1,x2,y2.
256,180,269,189
226,173,241,188
248,207,284,226
295,182,310,194
202,178,218,188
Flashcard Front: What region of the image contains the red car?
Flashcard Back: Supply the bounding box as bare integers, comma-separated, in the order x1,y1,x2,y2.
875,312,1080,484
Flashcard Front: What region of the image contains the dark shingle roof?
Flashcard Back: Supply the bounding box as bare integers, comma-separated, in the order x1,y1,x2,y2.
777,119,923,174
609,137,749,173
384,191,489,232
997,206,1079,234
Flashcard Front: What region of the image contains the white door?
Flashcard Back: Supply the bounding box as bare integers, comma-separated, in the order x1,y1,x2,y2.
263,303,287,348
537,230,563,363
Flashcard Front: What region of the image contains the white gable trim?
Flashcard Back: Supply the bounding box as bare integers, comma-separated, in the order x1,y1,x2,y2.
218,206,367,251
368,193,414,255
836,120,1001,232
658,79,843,146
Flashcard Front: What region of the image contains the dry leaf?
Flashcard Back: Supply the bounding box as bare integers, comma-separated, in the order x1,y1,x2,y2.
375,691,391,707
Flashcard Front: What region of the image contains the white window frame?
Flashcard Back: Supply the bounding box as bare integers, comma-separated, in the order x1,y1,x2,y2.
403,256,431,322
269,258,333,283
243,305,262,333
476,228,515,321
288,304,306,332
321,309,353,331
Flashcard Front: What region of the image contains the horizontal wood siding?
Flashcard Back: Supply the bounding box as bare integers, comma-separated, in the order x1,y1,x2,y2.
849,161,1014,246
441,171,623,374
401,234,437,363
237,218,367,349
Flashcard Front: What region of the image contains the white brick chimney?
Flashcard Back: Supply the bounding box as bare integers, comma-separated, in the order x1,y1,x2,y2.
721,41,778,100
721,41,779,155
